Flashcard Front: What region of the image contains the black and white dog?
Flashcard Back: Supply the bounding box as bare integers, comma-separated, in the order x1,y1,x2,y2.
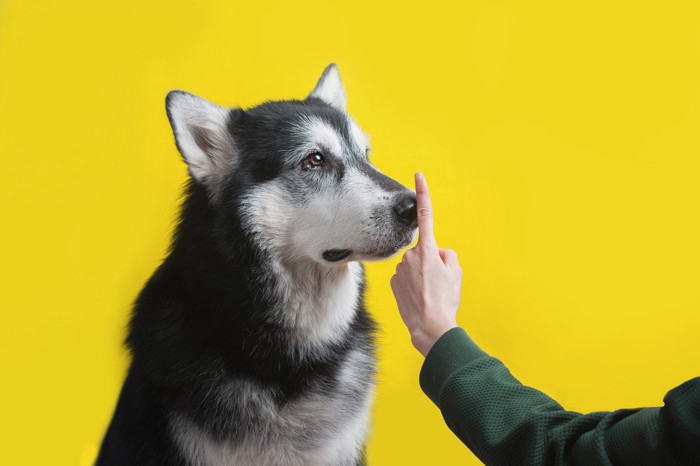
96,64,417,466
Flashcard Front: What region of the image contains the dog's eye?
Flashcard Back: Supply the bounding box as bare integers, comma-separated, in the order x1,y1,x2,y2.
304,152,324,169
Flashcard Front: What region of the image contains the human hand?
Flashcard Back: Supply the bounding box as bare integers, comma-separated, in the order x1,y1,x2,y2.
390,173,462,357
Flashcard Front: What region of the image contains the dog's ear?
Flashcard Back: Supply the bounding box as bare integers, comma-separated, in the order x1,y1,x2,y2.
308,63,346,112
166,90,235,189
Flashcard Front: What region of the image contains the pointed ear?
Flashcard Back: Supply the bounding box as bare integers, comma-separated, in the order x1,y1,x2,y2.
165,90,236,190
308,63,346,112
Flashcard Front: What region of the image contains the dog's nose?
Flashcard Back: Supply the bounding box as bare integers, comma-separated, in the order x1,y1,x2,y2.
393,194,417,226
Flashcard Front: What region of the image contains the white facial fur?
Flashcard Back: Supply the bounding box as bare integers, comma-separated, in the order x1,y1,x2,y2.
292,115,345,159
243,115,409,267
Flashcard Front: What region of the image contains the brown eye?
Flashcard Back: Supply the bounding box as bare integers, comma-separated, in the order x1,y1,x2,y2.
304,152,324,169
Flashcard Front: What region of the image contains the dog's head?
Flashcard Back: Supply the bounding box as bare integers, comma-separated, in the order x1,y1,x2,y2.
166,64,417,266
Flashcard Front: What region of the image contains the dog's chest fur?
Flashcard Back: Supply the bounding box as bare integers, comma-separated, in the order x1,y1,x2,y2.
168,261,375,465
171,348,374,466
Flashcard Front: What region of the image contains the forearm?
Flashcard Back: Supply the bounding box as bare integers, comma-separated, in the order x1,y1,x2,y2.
420,328,582,464
419,328,700,465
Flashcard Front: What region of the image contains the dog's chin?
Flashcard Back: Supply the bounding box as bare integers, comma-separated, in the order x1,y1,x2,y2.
353,232,417,262
358,246,405,262
320,229,417,264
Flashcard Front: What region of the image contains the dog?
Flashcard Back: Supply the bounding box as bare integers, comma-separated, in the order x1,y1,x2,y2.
95,64,418,466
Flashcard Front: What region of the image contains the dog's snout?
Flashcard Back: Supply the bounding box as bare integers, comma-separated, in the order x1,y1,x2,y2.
393,194,417,226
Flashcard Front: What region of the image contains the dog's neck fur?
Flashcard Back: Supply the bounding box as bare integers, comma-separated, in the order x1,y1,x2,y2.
270,255,363,353
166,181,364,356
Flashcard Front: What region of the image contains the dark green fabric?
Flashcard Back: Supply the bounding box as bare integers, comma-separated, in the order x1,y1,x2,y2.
419,327,700,465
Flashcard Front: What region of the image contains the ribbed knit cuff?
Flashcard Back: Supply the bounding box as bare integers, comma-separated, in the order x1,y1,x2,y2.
419,327,488,407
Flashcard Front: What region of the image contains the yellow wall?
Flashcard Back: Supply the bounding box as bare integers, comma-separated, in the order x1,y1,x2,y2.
2,1,699,464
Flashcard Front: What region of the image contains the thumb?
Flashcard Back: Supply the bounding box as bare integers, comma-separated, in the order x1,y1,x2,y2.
439,248,460,269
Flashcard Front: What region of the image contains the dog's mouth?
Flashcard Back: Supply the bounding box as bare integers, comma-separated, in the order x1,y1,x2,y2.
360,229,417,260
322,249,353,262
321,228,417,263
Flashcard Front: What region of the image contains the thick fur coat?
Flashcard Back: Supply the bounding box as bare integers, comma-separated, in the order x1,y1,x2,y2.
96,65,417,466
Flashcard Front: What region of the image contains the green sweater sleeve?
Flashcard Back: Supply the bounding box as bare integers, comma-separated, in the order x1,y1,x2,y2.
419,327,700,465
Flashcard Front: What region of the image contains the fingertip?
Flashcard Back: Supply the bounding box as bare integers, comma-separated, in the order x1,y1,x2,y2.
415,172,426,191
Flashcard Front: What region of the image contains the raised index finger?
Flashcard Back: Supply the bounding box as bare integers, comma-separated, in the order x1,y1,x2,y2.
415,172,438,252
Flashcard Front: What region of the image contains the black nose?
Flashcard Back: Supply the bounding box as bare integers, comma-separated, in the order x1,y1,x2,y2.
393,194,417,226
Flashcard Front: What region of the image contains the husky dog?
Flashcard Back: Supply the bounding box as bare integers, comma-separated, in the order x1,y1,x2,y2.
96,64,418,466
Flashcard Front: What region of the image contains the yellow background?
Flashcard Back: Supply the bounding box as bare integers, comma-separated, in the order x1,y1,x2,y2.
2,1,699,464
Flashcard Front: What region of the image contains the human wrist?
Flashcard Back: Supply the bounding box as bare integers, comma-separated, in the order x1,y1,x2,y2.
411,321,458,357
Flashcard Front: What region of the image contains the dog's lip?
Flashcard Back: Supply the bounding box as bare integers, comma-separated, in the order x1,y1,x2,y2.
359,234,415,259
322,249,353,262
368,246,401,258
